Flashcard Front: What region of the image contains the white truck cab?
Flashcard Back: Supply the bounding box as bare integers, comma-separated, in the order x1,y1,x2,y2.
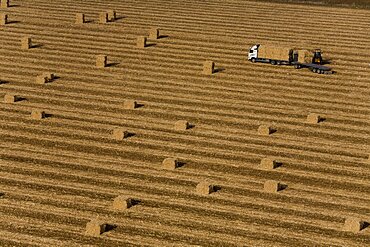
248,44,259,60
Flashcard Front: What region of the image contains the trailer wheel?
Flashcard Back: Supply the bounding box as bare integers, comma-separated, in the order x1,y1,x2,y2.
271,60,276,65
276,61,281,65
294,64,301,69
312,68,317,73
251,58,256,63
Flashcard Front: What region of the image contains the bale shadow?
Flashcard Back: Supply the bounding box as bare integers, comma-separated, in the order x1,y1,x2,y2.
0,81,9,85
214,67,225,73
15,96,27,102
104,224,117,233
176,161,186,168
131,199,141,206
106,62,120,67
318,117,326,123
212,185,222,193
278,184,288,192
115,16,125,21
274,161,283,169
0,192,5,197
145,43,156,48
187,124,196,129
158,35,169,39
126,132,135,138
44,113,53,118
7,20,20,24
362,222,370,231
31,44,43,49
135,103,145,109
269,128,277,135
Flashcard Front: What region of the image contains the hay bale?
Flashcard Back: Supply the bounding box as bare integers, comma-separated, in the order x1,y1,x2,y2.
42,72,55,81
96,55,107,68
85,219,107,236
123,100,137,110
0,13,8,25
196,181,215,195
343,217,365,233
174,120,190,131
260,157,278,170
21,36,32,50
112,128,129,140
113,196,133,210
264,180,283,193
306,113,321,124
162,157,178,170
31,110,45,120
202,61,215,75
136,36,147,48
4,93,17,103
149,27,159,39
258,125,274,136
76,13,85,24
1,0,9,8
107,10,116,21
99,12,108,24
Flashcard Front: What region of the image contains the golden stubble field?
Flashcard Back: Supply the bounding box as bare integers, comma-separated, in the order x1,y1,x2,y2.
0,0,369,246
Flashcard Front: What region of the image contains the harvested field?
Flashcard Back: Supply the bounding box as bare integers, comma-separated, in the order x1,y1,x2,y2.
0,0,369,246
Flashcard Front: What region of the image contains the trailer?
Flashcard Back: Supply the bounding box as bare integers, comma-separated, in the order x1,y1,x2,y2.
248,44,333,74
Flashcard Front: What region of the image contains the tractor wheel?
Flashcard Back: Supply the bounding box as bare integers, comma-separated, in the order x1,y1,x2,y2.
271,60,276,65
251,58,256,63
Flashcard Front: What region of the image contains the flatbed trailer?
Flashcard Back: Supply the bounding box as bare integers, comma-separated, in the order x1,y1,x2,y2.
248,44,333,74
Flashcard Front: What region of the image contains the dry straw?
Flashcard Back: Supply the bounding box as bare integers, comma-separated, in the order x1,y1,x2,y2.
113,196,133,210
85,219,107,236
202,61,215,75
343,217,365,233
162,157,179,170
136,36,147,48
